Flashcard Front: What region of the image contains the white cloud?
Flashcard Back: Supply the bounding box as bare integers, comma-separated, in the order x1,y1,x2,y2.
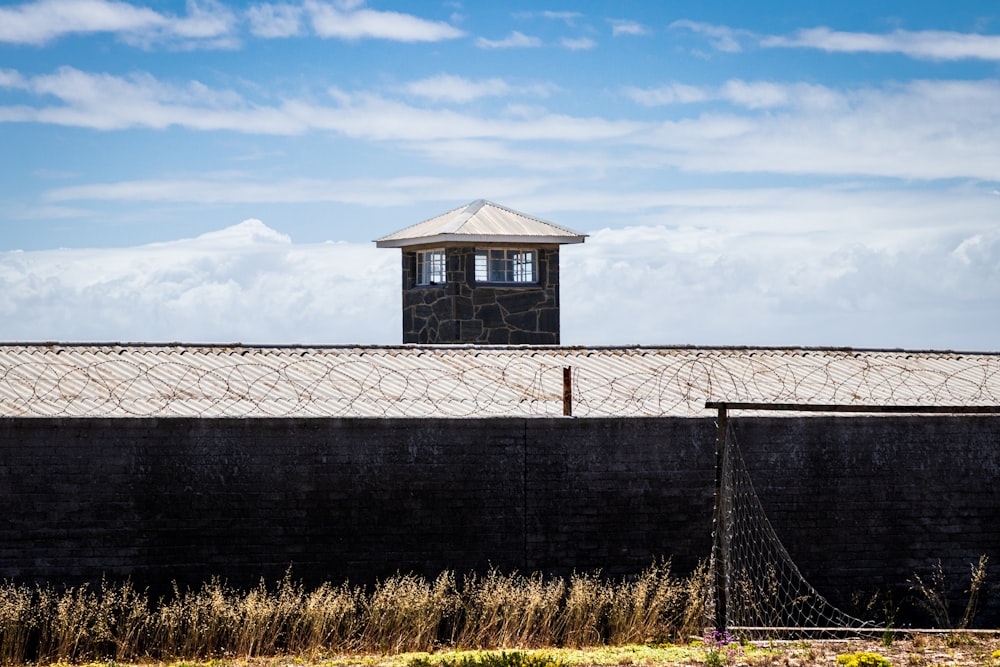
608,19,648,37
513,10,581,25
0,220,400,344
730,86,994,179
0,0,165,45
559,188,1000,349
401,74,556,104
673,20,1000,62
476,31,542,49
43,175,484,205
0,0,462,46
402,74,513,103
5,66,1000,182
561,36,596,51
625,79,845,111
0,67,641,140
40,174,568,209
168,0,235,40
540,11,581,24
0,0,236,48
247,2,303,38
0,69,28,89
304,0,463,42
3,199,999,350
669,19,747,53
13,66,266,131
719,80,794,109
722,80,842,110
623,82,711,106
619,78,1000,180
763,27,1000,61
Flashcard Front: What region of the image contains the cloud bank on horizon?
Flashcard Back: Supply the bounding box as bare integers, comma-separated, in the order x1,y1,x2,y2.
4,210,999,350
1,0,999,350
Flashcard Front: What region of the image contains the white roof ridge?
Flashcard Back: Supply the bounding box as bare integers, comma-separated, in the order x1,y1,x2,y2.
374,199,587,247
439,199,488,234
477,199,585,237
373,202,467,242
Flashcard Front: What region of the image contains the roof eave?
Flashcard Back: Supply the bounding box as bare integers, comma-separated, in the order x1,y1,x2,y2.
375,233,587,248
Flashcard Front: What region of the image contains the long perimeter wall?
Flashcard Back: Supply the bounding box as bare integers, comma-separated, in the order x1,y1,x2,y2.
1,416,998,624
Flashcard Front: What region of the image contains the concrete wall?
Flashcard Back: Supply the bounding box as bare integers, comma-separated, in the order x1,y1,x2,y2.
1,415,998,625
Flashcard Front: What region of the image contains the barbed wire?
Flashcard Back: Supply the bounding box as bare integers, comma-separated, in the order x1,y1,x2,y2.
2,345,999,418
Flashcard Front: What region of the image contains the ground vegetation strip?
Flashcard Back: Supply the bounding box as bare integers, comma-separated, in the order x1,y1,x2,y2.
0,562,708,664
8,637,1000,667
4,563,998,667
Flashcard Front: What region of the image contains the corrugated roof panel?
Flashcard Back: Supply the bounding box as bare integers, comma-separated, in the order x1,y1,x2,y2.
3,344,1000,418
374,200,586,246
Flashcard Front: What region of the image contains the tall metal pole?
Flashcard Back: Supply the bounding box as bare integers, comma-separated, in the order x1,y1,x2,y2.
713,405,730,633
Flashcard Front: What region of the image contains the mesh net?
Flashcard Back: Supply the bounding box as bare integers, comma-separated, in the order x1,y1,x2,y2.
710,418,876,638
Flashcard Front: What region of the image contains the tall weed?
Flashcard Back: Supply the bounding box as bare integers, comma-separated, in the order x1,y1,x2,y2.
286,581,363,654
561,572,610,647
456,570,565,648
909,556,988,630
0,582,35,666
0,560,704,663
604,559,688,645
359,572,459,653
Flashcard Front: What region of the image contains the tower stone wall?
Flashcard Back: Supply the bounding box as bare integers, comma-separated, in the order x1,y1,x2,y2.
401,246,560,344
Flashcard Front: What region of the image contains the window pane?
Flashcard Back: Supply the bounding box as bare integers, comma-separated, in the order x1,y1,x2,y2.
475,251,488,282
417,250,446,285
431,251,445,283
512,251,534,282
490,249,506,282
475,248,537,283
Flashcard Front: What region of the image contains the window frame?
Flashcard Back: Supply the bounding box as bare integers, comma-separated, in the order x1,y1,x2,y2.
415,248,447,286
474,248,538,284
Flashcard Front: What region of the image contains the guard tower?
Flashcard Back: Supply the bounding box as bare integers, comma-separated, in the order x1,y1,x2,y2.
375,199,586,344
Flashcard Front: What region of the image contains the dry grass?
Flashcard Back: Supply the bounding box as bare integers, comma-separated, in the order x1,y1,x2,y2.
908,556,990,631
0,560,706,665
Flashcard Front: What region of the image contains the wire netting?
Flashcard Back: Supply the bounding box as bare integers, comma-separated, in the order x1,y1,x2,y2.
710,419,876,638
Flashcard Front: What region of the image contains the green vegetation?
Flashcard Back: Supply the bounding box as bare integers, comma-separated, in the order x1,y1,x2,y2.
408,650,566,667
694,631,743,667
836,651,892,667
0,560,707,665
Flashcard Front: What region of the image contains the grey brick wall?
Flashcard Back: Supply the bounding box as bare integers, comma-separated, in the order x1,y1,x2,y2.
0,417,714,592
1,415,998,625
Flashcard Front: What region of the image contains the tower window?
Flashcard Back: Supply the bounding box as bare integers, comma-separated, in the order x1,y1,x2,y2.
416,249,446,285
475,248,537,283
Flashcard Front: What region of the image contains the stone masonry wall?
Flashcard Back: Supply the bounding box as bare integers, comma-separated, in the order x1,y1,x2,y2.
1,415,999,625
401,246,560,344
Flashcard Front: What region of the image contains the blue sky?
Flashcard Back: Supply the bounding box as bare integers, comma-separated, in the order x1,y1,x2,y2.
2,1,1000,348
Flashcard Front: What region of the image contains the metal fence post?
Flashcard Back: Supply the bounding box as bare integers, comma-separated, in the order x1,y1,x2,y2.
713,404,730,633
563,367,572,416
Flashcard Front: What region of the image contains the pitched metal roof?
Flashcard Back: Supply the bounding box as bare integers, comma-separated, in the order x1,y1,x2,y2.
374,199,587,248
2,343,999,418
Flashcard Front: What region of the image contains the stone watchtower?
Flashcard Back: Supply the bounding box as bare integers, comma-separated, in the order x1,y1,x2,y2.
375,199,586,344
